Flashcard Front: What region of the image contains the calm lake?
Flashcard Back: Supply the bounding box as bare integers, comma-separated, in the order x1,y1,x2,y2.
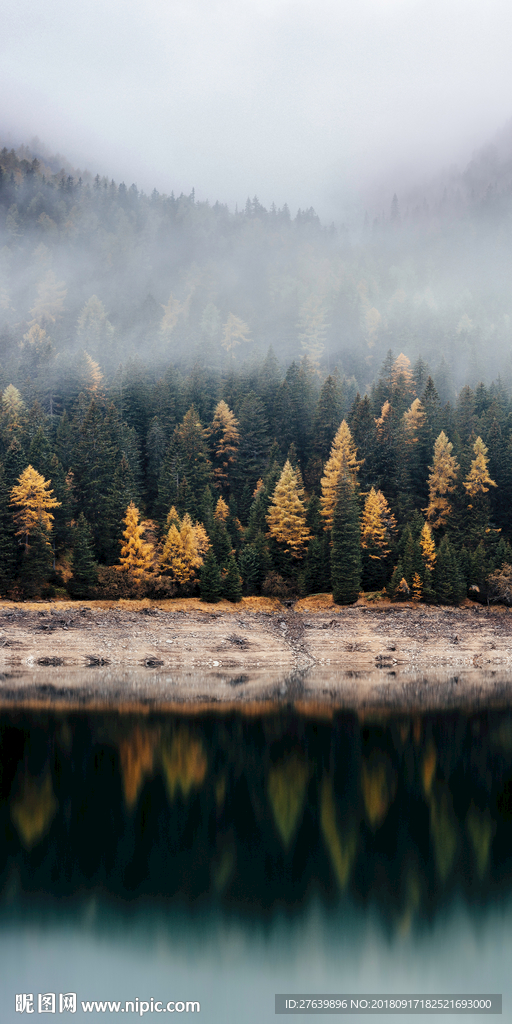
1,691,511,1020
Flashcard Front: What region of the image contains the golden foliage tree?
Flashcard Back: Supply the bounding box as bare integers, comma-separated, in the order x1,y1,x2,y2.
209,400,240,493
266,459,310,558
403,398,426,442
420,521,436,572
119,502,155,576
320,420,363,530
161,509,210,585
221,312,251,358
374,399,392,440
214,495,229,522
361,487,396,559
83,352,104,394
2,384,24,424
392,352,415,390
426,431,460,529
463,436,497,501
10,465,61,551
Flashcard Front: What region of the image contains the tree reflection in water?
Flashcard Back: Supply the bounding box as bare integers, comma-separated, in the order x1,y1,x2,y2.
1,705,511,931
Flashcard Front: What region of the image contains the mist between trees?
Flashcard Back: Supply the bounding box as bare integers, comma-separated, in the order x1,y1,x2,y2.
2,142,512,602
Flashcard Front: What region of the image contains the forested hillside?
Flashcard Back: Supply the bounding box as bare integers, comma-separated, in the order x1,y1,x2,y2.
1,141,512,603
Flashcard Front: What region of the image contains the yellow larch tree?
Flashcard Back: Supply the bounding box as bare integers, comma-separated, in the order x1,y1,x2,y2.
403,398,426,443
83,352,104,394
221,313,251,359
118,502,155,576
161,510,210,585
10,465,61,551
320,420,363,531
214,495,229,522
208,400,240,493
426,431,460,529
2,384,25,425
420,522,436,572
266,460,310,558
463,436,496,502
360,487,396,559
392,352,415,391
374,399,392,441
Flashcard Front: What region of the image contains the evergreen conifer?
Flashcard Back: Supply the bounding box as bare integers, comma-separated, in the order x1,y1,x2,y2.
69,513,98,597
331,476,361,605
222,553,243,602
199,549,222,603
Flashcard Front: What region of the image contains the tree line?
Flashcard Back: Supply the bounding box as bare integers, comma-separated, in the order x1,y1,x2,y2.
1,349,512,603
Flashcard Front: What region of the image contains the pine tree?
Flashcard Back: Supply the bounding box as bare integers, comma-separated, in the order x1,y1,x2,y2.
434,537,465,604
303,536,330,594
387,560,404,599
158,406,211,520
321,420,363,531
234,392,270,502
69,513,98,597
314,372,345,463
0,465,17,593
266,460,310,558
464,436,496,500
426,431,460,529
20,525,53,597
331,476,361,605
199,549,222,602
222,553,243,602
118,502,155,576
239,538,269,595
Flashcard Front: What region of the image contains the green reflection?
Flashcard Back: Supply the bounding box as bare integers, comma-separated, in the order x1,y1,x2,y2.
1,704,511,926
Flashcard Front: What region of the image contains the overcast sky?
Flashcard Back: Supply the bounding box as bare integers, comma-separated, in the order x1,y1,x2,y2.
2,0,512,219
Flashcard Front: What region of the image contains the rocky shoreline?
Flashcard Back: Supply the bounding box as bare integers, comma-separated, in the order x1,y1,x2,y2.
1,597,512,710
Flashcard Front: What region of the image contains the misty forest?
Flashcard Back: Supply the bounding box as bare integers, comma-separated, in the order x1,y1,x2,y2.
2,139,512,604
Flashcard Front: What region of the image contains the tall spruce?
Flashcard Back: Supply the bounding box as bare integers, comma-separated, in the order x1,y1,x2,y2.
331,476,362,605
69,513,98,597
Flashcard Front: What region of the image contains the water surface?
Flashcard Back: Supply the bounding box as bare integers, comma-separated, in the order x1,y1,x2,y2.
1,693,512,1020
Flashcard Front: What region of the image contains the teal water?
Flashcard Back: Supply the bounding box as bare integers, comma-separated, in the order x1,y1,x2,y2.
1,702,511,1020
